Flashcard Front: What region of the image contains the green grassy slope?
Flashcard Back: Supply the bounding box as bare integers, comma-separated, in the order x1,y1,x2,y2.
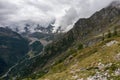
36,34,120,80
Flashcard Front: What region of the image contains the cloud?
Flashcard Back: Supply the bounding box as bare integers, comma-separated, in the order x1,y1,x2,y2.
0,0,19,24
54,7,78,31
0,0,117,31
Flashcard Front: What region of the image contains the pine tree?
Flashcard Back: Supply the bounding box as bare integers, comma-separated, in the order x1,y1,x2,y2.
107,30,111,38
102,33,105,41
113,27,117,36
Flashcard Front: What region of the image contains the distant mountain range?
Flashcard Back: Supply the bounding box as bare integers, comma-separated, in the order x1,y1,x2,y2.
1,1,120,80
0,22,62,78
1,22,62,34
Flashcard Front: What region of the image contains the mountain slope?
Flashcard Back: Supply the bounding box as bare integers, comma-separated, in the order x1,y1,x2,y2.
0,27,29,76
38,34,120,80
4,2,120,80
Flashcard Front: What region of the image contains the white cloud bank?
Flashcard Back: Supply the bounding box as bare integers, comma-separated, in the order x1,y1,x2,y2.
0,0,117,31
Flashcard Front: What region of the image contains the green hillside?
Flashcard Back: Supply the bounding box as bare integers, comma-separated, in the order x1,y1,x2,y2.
37,34,120,80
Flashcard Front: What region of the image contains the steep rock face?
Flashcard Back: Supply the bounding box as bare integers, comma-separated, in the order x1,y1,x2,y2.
0,27,29,76
72,4,120,41
5,2,120,79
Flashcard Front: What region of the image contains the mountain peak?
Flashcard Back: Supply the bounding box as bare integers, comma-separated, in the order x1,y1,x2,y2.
109,0,120,8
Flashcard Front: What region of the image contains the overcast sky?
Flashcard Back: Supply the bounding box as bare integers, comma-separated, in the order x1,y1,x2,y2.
0,0,117,31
